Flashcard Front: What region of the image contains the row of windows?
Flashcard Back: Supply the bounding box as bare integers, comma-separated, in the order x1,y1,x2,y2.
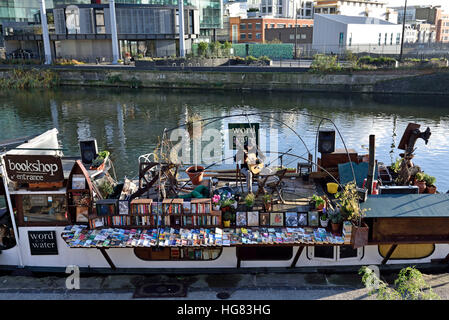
240,33,262,39
239,23,312,30
135,244,435,262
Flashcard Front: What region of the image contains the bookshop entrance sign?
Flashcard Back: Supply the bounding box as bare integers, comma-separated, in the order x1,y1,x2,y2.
4,155,64,183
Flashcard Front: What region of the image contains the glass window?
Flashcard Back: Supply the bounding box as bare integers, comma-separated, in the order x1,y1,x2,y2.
265,23,268,29
22,194,67,223
270,23,275,28
339,245,358,259
135,247,223,261
256,23,261,29
278,24,285,28
268,6,272,13
247,23,252,29
95,9,106,34
237,246,293,260
378,33,382,45
240,23,246,30
396,33,401,44
301,34,306,39
240,33,246,39
314,246,334,259
256,33,261,39
378,244,435,260
339,32,344,46
248,33,252,39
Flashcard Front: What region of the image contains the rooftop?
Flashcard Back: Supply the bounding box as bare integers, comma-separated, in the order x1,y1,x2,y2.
315,13,397,25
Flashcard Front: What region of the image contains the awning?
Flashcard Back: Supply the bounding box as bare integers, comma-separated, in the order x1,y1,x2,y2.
362,194,449,218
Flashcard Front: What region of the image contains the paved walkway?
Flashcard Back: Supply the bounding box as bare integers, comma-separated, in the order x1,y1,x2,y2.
1,270,449,300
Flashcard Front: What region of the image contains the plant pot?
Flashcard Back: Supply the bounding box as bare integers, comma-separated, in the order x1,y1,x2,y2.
223,220,231,228
331,222,342,235
320,219,329,228
427,185,437,194
351,222,369,249
316,203,325,211
414,180,426,194
186,166,205,185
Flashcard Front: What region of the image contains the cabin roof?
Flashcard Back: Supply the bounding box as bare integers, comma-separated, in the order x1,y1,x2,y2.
362,194,449,218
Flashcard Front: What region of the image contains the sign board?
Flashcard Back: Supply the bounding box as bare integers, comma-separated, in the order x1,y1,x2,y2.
28,231,58,255
228,123,260,150
4,155,64,183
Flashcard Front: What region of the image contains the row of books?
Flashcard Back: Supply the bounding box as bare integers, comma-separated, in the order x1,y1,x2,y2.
170,248,221,260
89,214,221,228
62,225,348,248
128,201,211,215
235,211,317,227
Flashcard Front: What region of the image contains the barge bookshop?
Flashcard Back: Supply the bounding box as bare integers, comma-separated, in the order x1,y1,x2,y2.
0,115,448,273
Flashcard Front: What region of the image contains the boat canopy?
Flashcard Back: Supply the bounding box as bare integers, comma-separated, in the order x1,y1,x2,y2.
362,194,449,218
4,128,62,157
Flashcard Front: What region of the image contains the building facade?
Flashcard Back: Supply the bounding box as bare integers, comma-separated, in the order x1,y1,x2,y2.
229,16,312,43
4,3,200,60
314,0,397,23
312,13,402,54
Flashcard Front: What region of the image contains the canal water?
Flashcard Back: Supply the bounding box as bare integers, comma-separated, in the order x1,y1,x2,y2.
0,87,448,192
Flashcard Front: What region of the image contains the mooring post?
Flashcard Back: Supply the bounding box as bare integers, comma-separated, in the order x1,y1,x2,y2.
367,135,376,194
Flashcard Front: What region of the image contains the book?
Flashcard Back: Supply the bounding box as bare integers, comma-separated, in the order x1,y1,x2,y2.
236,212,247,227
247,211,259,227
285,212,298,227
260,213,270,226
298,213,308,226
76,206,89,223
270,212,284,226
308,211,319,227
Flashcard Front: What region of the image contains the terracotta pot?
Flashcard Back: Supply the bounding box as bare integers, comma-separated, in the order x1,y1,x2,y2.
414,180,426,194
427,185,437,194
331,222,342,235
186,166,205,185
316,203,325,211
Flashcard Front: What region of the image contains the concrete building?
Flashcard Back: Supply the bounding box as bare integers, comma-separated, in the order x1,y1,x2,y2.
313,0,397,23
229,16,312,43
264,25,312,54
298,0,314,19
312,13,402,54
436,13,449,43
3,3,200,60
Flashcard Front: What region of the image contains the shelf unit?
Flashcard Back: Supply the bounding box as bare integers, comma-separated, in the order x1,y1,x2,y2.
88,197,222,229
67,160,94,225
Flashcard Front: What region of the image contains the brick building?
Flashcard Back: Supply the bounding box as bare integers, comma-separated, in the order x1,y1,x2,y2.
229,16,313,43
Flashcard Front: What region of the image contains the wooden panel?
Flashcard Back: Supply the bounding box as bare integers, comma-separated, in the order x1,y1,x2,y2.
321,149,358,169
373,217,449,242
379,244,435,260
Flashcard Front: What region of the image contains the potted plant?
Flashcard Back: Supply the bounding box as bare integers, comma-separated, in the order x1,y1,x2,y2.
90,150,110,170
223,211,232,228
262,194,272,212
424,174,437,194
312,194,326,211
245,193,255,210
335,182,369,248
414,172,426,194
329,210,343,235
320,212,329,228
212,194,221,211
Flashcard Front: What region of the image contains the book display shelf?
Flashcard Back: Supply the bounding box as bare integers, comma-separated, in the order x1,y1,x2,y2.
67,160,94,225
88,197,222,229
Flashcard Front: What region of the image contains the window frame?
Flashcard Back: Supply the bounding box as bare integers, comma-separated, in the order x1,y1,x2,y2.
307,245,364,262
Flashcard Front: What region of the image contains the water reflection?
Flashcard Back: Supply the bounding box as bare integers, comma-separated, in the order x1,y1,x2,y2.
0,87,448,191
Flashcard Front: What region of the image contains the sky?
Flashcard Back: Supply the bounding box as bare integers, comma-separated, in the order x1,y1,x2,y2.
385,0,449,11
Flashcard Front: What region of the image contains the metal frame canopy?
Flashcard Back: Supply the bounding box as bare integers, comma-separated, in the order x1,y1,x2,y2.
362,194,449,218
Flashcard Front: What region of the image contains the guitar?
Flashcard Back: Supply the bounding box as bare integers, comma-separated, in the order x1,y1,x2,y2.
246,153,264,175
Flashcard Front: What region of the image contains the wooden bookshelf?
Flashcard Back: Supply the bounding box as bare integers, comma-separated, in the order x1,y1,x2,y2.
89,197,222,229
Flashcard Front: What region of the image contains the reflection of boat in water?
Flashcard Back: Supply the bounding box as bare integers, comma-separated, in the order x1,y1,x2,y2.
0,116,448,274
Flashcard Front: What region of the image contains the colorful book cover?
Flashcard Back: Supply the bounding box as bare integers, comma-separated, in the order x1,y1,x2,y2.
236,212,247,227
270,212,284,226
285,212,298,227
247,211,259,227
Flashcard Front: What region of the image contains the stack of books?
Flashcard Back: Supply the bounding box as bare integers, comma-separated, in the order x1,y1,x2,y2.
343,221,353,244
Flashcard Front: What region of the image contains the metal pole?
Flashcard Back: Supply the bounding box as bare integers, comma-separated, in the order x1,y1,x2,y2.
367,135,376,195
109,0,119,64
179,0,185,57
0,159,24,267
294,1,297,59
40,0,52,64
399,0,407,62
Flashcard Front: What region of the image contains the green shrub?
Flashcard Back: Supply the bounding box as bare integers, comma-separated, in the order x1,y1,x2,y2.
358,56,396,67
198,42,208,57
310,54,342,73
0,68,59,89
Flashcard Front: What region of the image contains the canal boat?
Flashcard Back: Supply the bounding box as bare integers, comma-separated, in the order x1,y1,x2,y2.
1,117,449,274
